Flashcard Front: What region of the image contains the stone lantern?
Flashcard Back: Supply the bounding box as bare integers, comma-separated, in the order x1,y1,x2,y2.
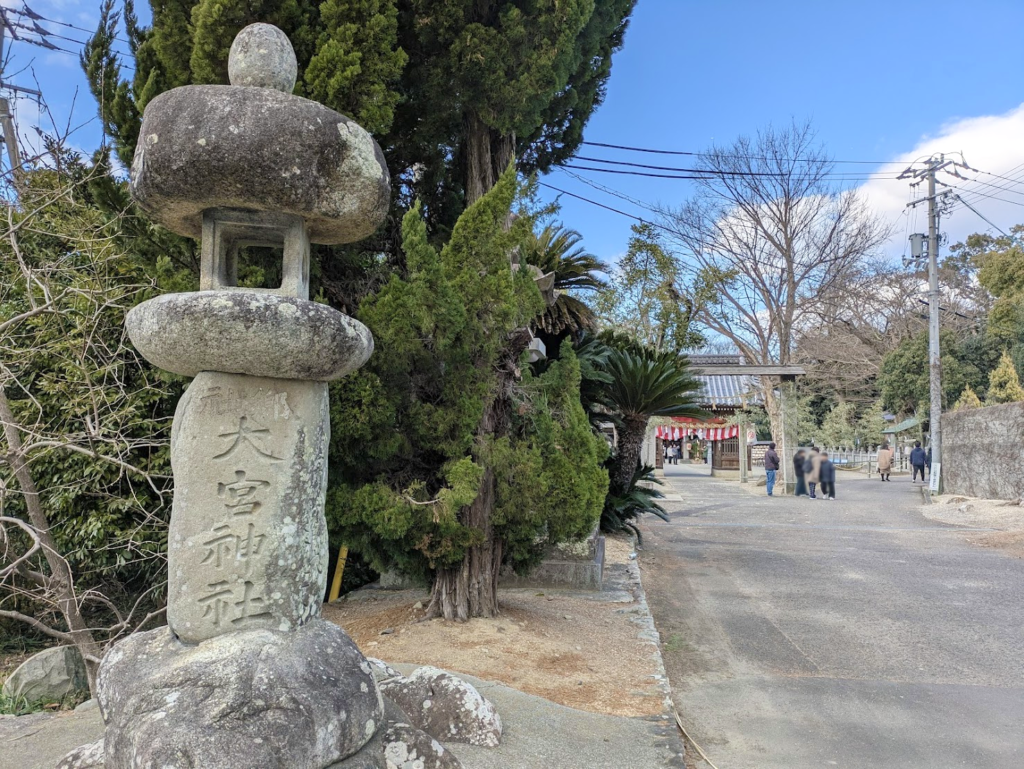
81,23,393,769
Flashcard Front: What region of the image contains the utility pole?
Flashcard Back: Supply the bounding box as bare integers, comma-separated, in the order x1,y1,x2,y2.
901,154,965,494
0,96,22,189
0,6,44,196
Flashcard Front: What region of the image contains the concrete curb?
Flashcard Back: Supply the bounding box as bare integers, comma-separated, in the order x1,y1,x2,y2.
624,538,688,767
919,482,933,505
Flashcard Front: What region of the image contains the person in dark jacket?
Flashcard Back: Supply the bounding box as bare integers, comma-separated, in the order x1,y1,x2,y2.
764,442,780,496
910,441,927,483
793,449,808,497
819,452,836,500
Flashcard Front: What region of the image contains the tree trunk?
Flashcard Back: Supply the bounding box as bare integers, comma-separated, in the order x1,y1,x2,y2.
464,110,516,206
427,467,502,621
0,388,104,694
611,415,649,494
761,378,784,448
425,326,532,621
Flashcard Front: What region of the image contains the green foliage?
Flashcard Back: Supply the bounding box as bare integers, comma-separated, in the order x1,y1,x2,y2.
493,345,609,571
523,224,606,336
953,385,983,411
326,174,606,581
409,0,635,173
84,0,636,219
601,346,705,495
0,160,180,628
975,228,1024,300
818,402,857,447
601,465,665,542
601,347,706,424
855,400,888,446
987,351,1024,403
304,0,408,135
878,330,983,415
570,333,617,431
595,223,708,353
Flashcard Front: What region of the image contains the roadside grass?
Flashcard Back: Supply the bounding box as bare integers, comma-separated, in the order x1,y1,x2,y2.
663,633,693,653
0,688,89,716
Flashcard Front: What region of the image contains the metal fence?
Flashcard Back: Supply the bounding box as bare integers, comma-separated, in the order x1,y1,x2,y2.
816,447,911,474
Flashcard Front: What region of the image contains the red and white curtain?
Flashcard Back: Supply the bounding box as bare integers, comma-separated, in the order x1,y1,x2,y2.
655,424,739,442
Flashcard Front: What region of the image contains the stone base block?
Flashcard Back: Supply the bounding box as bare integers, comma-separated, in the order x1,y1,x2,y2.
97,619,381,769
500,531,605,591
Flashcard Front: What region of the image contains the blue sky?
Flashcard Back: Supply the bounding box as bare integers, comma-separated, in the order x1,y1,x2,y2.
7,0,1024,262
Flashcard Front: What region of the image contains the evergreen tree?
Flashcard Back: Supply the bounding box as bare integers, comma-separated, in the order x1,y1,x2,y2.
819,402,857,448
85,0,636,216
953,386,983,411
327,173,608,619
987,351,1024,404
855,400,888,446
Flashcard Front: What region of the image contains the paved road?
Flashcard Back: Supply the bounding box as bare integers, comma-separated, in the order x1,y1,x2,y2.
642,464,1024,769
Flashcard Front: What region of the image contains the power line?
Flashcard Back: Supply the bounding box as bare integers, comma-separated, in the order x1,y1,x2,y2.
573,154,786,177
9,6,132,47
952,163,1024,204
538,181,678,236
581,139,911,166
563,164,708,180
952,194,1009,236
559,168,665,216
953,186,1024,209
562,162,902,183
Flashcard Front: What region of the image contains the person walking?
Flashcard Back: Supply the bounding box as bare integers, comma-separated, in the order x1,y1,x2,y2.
794,449,808,497
819,452,836,500
876,442,893,482
764,441,780,496
804,447,822,499
910,441,927,483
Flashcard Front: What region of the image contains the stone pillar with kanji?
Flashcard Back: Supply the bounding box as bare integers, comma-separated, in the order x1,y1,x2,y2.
80,23,396,769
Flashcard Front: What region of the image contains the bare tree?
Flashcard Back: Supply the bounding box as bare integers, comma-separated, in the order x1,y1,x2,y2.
0,151,174,694
659,122,892,438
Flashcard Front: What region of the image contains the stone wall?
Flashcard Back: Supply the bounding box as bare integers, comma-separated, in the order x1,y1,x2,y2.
943,401,1024,499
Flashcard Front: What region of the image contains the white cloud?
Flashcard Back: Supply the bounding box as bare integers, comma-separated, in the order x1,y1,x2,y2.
859,103,1024,257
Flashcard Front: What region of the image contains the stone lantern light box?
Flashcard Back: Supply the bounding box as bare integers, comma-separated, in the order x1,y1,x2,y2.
130,23,390,303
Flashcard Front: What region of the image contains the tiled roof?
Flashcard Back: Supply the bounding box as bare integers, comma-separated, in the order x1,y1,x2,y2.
689,354,745,366
696,374,762,408
882,416,921,434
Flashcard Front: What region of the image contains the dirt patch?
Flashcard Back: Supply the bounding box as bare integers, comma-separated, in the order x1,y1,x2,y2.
924,494,1024,557
967,530,1024,558
323,534,664,718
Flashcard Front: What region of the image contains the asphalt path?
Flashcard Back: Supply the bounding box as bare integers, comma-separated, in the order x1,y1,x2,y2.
642,464,1024,769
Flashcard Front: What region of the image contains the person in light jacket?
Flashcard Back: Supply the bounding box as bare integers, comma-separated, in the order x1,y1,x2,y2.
764,442,780,496
804,448,822,499
876,442,893,482
910,441,927,483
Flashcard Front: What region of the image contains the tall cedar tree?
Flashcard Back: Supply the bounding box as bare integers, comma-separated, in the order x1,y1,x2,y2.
84,0,635,225
327,173,608,619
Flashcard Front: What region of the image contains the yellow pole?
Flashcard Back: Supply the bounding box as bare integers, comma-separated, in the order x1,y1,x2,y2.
328,546,349,603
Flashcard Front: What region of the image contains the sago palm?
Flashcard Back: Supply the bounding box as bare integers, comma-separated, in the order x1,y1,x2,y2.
604,348,706,494
524,224,606,335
